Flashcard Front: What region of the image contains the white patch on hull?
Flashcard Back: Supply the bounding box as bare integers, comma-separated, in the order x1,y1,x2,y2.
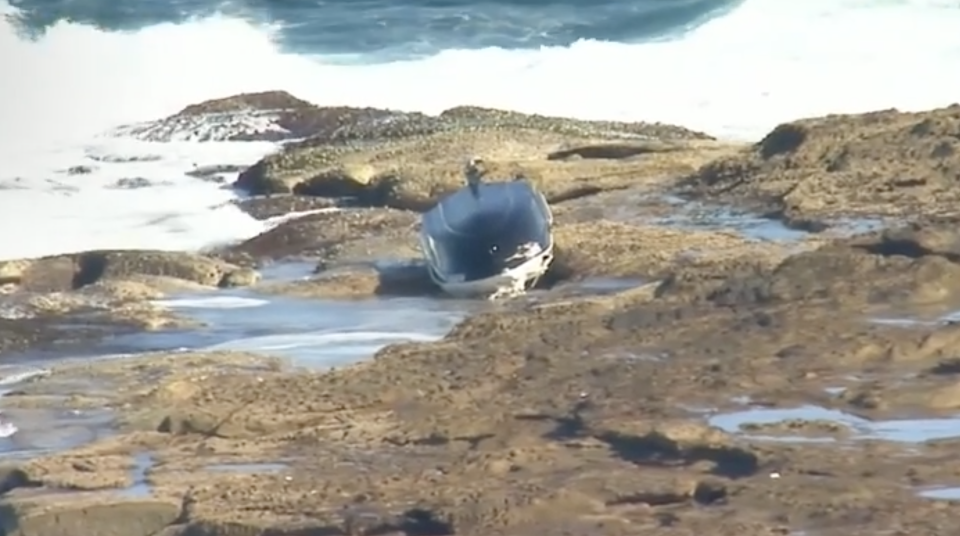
431,241,554,300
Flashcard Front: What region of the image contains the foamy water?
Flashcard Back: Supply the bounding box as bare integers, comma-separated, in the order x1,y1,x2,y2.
1,0,959,260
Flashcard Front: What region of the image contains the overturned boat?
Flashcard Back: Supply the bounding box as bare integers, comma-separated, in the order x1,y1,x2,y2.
419,159,555,299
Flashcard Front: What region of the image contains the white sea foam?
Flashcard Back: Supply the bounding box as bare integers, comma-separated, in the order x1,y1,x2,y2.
0,366,51,387
154,296,270,309
1,0,959,261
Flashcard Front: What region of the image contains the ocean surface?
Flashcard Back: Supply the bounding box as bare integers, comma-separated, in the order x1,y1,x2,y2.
2,0,960,261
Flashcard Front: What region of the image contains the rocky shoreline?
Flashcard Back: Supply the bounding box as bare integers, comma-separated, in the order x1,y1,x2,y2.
3,91,960,535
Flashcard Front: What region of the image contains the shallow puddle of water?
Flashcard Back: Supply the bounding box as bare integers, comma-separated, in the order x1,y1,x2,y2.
119,451,155,498
0,364,50,396
0,361,120,459
918,486,960,500
257,260,318,282
206,462,288,473
652,196,887,242
0,406,115,459
829,217,887,236
138,291,471,369
869,317,942,327
709,404,960,443
868,306,960,328
564,277,644,294
653,209,810,242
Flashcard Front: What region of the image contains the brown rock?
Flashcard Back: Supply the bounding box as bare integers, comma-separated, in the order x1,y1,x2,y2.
0,273,219,356
658,221,960,309
227,207,418,262
0,316,103,355
683,104,960,222
3,250,257,292
115,90,431,143
232,99,729,208
0,492,180,536
176,91,315,116
551,221,795,282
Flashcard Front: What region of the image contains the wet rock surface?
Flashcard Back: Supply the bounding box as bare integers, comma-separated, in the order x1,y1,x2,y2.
8,96,960,534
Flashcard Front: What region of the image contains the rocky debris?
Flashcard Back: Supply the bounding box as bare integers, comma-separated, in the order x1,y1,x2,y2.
65,165,95,176
87,154,163,164
738,418,853,438
682,104,960,223
184,164,248,183
109,177,155,189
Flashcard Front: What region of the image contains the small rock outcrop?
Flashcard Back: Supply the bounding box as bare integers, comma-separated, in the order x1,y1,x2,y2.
683,104,960,222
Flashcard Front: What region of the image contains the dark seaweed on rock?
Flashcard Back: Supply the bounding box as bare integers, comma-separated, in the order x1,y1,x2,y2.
286,105,716,149
438,105,715,141
175,91,317,116
285,110,446,148
277,99,717,150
